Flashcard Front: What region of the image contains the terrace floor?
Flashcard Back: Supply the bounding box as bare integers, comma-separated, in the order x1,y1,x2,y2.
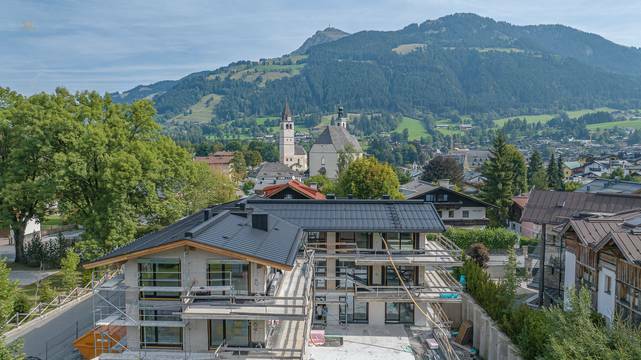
307,325,415,360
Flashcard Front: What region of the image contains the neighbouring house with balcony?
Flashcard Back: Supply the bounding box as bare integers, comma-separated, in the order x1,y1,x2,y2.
560,209,641,324
520,190,641,306
81,198,463,359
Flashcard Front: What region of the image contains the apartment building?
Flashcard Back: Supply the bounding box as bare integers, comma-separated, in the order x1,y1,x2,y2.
245,199,462,329
561,210,641,324
83,207,314,359
82,198,462,359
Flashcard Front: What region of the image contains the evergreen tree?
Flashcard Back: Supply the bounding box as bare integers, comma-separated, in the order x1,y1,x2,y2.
527,150,543,187
547,153,559,189
556,155,566,191
506,145,528,195
481,132,514,226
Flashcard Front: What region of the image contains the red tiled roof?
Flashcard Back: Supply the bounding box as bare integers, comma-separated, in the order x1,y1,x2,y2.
262,180,326,200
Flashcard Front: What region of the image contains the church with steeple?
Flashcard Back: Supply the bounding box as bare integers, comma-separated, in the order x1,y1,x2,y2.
279,101,308,172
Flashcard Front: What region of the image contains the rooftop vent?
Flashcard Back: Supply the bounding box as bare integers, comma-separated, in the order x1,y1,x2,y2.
556,200,566,208
203,209,211,222
382,194,390,200
327,193,336,199
347,194,353,199
252,213,269,231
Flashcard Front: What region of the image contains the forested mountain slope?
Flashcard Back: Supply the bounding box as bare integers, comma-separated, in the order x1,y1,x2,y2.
112,13,641,121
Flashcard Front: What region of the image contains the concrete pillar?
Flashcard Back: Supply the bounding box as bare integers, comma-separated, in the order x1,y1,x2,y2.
327,303,340,326
326,232,336,254
370,302,386,326
188,319,209,352
414,301,427,326
372,266,382,286
372,232,383,250
326,259,336,290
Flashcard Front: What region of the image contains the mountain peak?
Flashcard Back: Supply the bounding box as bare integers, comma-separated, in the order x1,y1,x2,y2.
291,27,349,55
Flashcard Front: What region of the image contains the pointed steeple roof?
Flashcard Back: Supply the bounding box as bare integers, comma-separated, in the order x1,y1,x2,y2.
281,100,293,121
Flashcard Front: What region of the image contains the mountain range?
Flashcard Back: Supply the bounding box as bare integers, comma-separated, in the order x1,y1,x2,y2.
111,13,641,122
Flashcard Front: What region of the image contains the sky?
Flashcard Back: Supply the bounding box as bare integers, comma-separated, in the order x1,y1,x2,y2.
3,0,641,95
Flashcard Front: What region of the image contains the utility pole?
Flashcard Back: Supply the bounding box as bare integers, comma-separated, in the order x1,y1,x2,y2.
538,223,546,307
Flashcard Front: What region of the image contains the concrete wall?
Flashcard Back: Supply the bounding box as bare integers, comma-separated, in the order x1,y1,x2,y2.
445,294,522,360
439,206,486,221
309,149,339,179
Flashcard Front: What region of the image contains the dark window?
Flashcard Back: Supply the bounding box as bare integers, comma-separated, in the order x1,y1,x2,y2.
139,259,181,299
141,326,183,349
385,266,418,286
336,261,369,288
339,296,369,324
462,210,470,218
139,308,181,322
385,233,415,250
437,193,448,202
448,210,455,218
209,320,250,348
425,194,435,202
385,303,414,324
315,260,327,289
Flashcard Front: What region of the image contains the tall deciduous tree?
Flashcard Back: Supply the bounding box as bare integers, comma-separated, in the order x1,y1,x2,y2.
0,88,73,263
421,156,463,186
336,157,403,199
481,132,515,226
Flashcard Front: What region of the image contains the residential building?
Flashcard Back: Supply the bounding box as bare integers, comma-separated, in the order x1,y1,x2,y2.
444,149,490,171
194,151,235,176
562,161,583,178
403,179,493,228
250,162,303,192
509,195,530,236
561,210,641,324
84,206,314,359
575,178,641,194
259,179,326,200
83,198,463,358
278,101,308,172
308,107,362,179
520,190,641,306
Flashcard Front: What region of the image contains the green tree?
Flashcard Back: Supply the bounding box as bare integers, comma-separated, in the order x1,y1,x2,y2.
610,167,625,179
230,152,247,183
337,144,358,175
183,166,237,213
243,150,262,167
0,88,68,263
556,155,565,191
506,144,528,194
527,150,544,188
481,132,514,226
503,246,518,301
547,153,563,190
304,175,336,194
336,157,403,199
0,260,17,325
60,250,81,291
38,280,56,304
421,156,463,186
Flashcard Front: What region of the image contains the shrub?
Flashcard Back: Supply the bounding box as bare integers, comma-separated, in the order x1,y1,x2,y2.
12,291,30,314
445,227,518,250
466,243,490,268
60,250,81,290
24,235,70,269
38,281,56,304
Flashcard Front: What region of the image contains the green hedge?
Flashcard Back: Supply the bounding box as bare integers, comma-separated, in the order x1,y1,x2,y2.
445,227,517,250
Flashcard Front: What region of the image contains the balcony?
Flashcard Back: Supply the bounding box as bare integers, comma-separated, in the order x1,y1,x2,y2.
181,253,314,321
307,235,462,267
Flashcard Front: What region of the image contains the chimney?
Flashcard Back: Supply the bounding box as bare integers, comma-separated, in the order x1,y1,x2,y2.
382,194,390,200
251,213,269,231
347,194,353,199
203,209,211,222
438,179,451,188
327,193,336,199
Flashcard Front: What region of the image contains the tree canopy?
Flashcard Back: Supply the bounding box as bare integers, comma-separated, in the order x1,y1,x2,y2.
336,157,403,199
421,156,463,186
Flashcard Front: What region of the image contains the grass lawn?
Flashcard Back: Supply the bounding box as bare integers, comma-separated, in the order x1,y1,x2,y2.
394,117,428,140
19,271,64,305
494,107,617,126
170,94,220,123
42,214,64,227
434,119,463,136
587,119,641,131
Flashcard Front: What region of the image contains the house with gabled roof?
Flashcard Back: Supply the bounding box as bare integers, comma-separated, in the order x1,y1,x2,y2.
259,179,326,200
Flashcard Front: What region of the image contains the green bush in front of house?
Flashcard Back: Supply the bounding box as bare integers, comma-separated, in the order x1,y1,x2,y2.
445,227,517,250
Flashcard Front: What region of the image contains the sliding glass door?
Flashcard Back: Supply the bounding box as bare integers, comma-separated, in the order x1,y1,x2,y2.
385,303,414,324
208,261,249,295
209,320,250,348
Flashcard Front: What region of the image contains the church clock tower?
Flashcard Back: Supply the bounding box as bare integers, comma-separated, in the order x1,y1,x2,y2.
279,100,295,166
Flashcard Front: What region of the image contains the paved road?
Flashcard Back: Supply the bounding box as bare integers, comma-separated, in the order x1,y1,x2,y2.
19,295,94,360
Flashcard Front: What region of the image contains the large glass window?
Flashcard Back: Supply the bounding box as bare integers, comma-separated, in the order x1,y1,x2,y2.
339,296,368,324
308,232,327,252
385,303,414,324
139,308,181,322
141,326,183,349
209,320,250,348
315,260,327,289
385,233,415,251
138,259,181,299
385,266,418,286
208,261,249,295
336,261,369,288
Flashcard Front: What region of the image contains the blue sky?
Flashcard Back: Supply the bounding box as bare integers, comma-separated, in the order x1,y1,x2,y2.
3,0,641,95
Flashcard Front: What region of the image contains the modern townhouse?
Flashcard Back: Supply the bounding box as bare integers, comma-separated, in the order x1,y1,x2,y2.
81,197,463,359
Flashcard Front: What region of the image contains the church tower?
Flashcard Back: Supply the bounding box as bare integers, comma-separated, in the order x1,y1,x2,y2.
279,100,295,166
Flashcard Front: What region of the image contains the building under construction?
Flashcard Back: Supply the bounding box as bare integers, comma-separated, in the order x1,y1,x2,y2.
81,198,464,359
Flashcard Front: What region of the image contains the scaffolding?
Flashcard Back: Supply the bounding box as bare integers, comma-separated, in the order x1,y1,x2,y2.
84,249,315,359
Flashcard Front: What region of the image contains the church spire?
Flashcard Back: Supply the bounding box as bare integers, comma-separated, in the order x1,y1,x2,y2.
281,99,293,122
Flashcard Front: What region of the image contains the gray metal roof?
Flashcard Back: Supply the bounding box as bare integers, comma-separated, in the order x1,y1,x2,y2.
521,190,641,225
576,178,641,194
312,125,362,153
248,199,445,232
90,208,303,268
